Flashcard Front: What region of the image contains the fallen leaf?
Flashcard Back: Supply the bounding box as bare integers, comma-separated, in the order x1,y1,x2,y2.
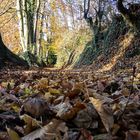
90,97,114,133
88,88,113,103
112,124,120,135
21,97,50,118
79,128,93,140
49,88,61,95
125,130,140,140
93,133,112,140
60,101,86,120
21,119,68,140
36,78,48,90
7,127,20,140
97,80,107,92
20,114,42,134
73,103,98,129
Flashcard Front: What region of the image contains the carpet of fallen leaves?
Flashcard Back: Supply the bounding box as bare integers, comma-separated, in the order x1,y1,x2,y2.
0,66,140,140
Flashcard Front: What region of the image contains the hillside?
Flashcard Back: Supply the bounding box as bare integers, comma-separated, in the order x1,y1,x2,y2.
74,15,140,74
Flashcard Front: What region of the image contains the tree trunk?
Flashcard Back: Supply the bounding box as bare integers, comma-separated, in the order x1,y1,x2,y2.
34,0,41,55
83,0,103,48
0,34,28,68
38,1,46,58
117,0,140,33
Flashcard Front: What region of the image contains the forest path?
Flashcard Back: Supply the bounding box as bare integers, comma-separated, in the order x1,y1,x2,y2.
0,66,140,140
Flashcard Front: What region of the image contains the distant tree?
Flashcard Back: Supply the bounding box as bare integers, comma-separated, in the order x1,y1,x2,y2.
16,0,48,57
83,0,105,48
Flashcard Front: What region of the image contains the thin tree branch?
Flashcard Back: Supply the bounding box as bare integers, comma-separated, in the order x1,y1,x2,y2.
0,13,16,29
84,0,90,19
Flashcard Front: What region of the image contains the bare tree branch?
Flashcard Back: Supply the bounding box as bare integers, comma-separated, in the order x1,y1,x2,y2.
0,1,15,16
84,0,90,19
0,13,16,29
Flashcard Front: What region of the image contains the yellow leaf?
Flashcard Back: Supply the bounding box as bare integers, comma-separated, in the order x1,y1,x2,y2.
45,92,53,101
36,78,48,90
49,88,61,94
7,127,20,140
12,105,20,112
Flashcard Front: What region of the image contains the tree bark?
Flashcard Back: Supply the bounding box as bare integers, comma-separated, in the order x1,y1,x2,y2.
83,0,104,48
0,34,28,68
16,0,26,52
117,0,140,32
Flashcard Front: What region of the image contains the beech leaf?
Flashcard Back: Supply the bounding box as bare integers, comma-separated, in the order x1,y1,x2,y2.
90,97,114,133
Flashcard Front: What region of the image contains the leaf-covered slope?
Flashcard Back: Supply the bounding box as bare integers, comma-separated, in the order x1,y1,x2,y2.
74,15,140,72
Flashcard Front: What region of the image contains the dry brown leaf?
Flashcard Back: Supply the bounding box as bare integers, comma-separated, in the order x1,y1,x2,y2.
112,124,120,135
121,87,130,96
66,88,83,99
53,97,72,118
20,114,42,134
90,97,114,133
97,80,107,92
21,119,68,140
53,97,86,120
61,80,73,90
125,130,140,140
73,109,98,129
36,78,49,90
21,97,50,118
72,82,85,90
73,103,98,129
88,88,113,103
0,132,9,140
79,128,94,140
61,102,86,120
